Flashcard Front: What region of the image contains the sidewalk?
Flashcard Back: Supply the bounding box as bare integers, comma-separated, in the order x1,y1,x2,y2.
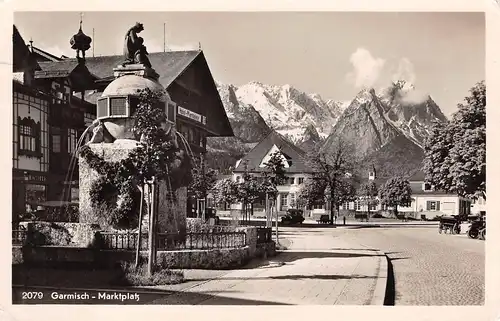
148,228,387,305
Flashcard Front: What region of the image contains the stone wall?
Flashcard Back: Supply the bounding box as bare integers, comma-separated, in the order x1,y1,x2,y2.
79,142,139,228
13,246,252,270
79,142,187,234
236,226,258,257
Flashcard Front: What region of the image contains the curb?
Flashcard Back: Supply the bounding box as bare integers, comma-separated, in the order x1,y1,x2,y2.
370,250,389,305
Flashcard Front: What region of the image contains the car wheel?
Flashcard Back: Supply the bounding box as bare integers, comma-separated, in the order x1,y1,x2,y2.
468,228,479,239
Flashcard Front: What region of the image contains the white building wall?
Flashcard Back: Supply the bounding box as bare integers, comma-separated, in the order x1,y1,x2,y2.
230,172,312,215
470,196,486,214
398,194,466,219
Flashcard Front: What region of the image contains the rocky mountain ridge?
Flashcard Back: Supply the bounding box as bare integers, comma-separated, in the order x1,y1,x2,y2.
207,80,448,176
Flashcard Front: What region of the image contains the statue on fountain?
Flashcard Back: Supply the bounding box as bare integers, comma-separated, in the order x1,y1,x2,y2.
122,22,152,68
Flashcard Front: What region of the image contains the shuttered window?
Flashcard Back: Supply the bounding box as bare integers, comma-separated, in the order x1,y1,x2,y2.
426,201,440,211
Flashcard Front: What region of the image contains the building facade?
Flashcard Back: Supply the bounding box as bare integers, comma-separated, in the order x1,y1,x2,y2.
396,171,472,219
211,131,316,217
12,26,97,223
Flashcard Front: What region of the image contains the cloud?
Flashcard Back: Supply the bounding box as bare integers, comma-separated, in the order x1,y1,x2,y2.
391,57,416,84
346,47,386,88
346,48,430,103
390,58,429,103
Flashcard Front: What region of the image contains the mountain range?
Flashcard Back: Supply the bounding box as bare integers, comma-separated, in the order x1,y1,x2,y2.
207,79,448,178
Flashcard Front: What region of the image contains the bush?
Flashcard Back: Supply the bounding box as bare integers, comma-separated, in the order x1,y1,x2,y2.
114,262,184,286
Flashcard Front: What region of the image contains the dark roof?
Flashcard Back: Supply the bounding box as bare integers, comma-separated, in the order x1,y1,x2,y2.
409,181,455,195
35,60,80,78
13,25,39,72
75,50,201,88
81,50,233,137
31,46,64,62
409,170,426,182
233,130,312,173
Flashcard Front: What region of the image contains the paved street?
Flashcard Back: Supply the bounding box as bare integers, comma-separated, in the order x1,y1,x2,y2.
340,226,485,305
150,227,382,305
12,226,483,306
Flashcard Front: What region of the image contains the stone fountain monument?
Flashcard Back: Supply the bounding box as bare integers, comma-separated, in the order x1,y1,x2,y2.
79,22,187,235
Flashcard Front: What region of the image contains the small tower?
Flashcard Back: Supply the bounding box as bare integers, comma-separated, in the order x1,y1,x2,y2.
368,165,376,181
70,13,92,62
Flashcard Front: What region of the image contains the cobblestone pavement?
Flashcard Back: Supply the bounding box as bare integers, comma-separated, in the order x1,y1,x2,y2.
340,227,485,305
150,227,381,305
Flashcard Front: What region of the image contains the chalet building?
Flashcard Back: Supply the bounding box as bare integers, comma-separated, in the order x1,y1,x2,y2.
12,25,97,223
397,171,472,220
215,131,315,217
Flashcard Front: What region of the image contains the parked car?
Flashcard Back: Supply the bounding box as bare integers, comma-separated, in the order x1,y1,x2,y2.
205,208,220,225
281,209,305,225
466,216,486,240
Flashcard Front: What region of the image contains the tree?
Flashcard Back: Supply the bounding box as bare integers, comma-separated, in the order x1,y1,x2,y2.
357,181,378,218
213,178,238,210
236,162,261,222
306,138,358,224
378,177,413,217
423,81,486,200
188,154,218,217
297,178,326,209
262,150,287,188
257,150,288,228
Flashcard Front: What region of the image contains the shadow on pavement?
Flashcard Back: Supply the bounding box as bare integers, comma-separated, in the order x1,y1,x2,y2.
275,250,382,264
267,274,376,280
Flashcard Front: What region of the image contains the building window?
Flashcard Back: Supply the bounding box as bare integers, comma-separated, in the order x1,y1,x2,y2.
426,201,440,211
289,177,295,185
51,127,61,153
199,132,205,148
355,201,361,211
369,203,377,211
25,184,47,205
298,177,304,184
280,193,289,210
67,128,78,154
166,102,176,123
290,193,296,208
18,117,40,155
423,183,432,191
313,202,324,210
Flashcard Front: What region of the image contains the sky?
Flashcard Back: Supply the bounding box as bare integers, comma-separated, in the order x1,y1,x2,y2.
14,11,485,117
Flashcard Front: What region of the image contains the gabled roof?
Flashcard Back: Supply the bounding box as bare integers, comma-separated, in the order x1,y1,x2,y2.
13,25,39,72
409,170,426,182
77,50,201,89
35,60,81,78
31,46,64,62
233,130,312,173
